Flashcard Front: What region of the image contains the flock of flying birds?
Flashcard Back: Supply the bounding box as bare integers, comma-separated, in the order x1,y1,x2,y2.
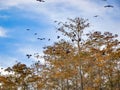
26,0,115,59
26,28,61,42
26,28,61,59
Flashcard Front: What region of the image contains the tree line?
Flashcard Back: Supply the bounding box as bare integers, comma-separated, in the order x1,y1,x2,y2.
0,17,120,90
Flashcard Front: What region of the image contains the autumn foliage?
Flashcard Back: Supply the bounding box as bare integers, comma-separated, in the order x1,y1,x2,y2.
0,17,120,90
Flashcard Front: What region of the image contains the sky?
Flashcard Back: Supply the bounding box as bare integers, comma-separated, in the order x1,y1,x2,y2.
0,0,120,68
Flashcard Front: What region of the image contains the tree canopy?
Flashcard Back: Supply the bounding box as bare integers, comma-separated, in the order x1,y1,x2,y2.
0,17,120,90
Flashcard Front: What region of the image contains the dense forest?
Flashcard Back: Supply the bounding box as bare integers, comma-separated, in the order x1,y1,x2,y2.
0,17,120,90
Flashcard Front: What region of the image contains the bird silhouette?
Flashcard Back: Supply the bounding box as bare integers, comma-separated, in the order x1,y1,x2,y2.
26,29,30,31
78,38,81,41
57,36,60,39
34,33,37,35
54,20,57,23
104,5,114,8
43,38,45,40
37,38,45,40
73,34,76,37
36,0,45,2
37,38,41,40
43,47,46,49
26,54,32,59
72,39,74,42
48,38,51,41
94,15,99,17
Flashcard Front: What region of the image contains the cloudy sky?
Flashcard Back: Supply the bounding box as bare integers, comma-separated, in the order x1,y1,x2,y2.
0,0,120,68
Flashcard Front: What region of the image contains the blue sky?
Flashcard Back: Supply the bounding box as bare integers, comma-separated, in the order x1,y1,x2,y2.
0,0,120,68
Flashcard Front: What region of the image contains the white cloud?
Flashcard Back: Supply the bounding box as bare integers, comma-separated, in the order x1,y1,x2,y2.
0,0,119,37
8,0,119,39
0,0,106,19
0,26,7,37
0,0,118,22
0,0,120,36
0,0,36,10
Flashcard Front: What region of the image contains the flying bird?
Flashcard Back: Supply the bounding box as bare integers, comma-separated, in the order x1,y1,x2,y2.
104,5,114,8
34,33,37,35
26,54,32,59
48,38,51,41
94,15,99,17
43,47,46,49
36,0,45,2
54,20,57,23
37,38,45,40
57,36,60,39
43,38,45,40
26,29,30,31
37,38,41,40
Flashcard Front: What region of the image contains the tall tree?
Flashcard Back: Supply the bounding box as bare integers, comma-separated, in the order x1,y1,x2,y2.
56,17,89,90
